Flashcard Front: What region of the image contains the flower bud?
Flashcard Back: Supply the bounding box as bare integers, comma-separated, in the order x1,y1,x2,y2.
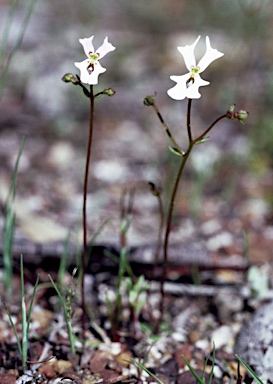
103,88,116,97
62,73,79,84
143,94,156,106
235,110,249,124
227,104,235,113
226,105,248,124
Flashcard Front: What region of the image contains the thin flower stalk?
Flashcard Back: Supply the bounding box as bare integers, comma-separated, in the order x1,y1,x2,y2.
159,99,228,318
152,103,185,154
148,182,164,281
81,84,94,335
67,35,115,345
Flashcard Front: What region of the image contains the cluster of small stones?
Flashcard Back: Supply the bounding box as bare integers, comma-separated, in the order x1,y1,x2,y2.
235,300,273,382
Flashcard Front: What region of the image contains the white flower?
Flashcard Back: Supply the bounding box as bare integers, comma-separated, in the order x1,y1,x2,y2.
167,36,224,100
74,36,116,85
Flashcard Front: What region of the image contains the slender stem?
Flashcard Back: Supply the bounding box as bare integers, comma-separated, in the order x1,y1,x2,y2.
158,99,193,320
152,104,185,154
193,114,227,144
151,98,229,330
82,85,94,343
187,99,193,143
153,190,164,277
158,142,194,318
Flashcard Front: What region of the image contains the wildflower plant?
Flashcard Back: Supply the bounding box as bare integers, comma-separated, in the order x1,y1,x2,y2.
62,35,116,343
144,35,248,325
62,32,248,345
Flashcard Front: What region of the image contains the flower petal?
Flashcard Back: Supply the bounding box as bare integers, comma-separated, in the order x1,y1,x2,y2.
96,36,116,59
177,35,201,71
79,36,94,57
197,36,224,72
167,74,189,100
185,75,210,99
74,60,106,84
167,73,210,100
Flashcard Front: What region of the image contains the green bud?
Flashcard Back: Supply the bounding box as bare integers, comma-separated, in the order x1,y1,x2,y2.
62,73,79,84
143,94,156,106
103,88,116,97
228,104,236,113
226,105,249,125
235,110,249,124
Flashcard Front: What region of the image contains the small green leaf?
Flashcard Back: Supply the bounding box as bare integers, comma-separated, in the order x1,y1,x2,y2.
169,146,183,156
195,137,209,145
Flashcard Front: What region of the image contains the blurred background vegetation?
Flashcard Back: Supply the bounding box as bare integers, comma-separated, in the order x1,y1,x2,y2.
1,0,273,249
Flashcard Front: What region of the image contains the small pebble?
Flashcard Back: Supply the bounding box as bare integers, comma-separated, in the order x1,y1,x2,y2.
211,325,232,349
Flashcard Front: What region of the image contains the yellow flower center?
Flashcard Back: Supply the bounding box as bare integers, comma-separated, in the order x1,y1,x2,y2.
87,52,100,73
191,66,200,75
187,66,200,86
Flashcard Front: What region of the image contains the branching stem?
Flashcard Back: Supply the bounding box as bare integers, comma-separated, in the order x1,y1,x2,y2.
154,99,228,325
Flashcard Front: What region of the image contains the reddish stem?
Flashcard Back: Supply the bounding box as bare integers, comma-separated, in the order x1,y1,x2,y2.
157,101,228,330
81,85,94,344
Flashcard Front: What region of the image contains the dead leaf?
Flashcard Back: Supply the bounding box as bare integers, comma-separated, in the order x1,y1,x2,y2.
0,373,18,384
90,350,112,372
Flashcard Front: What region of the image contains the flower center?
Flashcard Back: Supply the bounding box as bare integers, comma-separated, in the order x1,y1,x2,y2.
187,66,200,86
191,66,200,75
87,52,100,73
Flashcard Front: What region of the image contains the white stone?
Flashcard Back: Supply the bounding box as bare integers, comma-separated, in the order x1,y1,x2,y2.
211,325,233,349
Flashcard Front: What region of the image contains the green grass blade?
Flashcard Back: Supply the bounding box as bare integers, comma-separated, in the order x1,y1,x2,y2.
0,0,38,98
84,218,112,266
104,248,134,278
208,343,216,384
3,302,22,357
3,138,25,296
183,356,204,384
132,359,165,384
20,255,28,369
0,0,20,67
26,275,40,337
3,207,15,295
235,354,264,384
58,231,71,285
48,274,75,357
